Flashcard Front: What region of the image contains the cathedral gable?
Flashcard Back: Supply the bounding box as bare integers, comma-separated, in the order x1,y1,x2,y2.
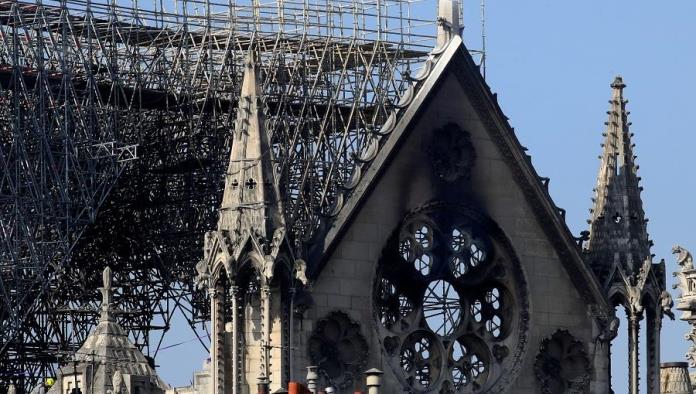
316,37,607,311
303,37,611,392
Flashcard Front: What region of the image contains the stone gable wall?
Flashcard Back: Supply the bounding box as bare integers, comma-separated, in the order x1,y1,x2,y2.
288,71,609,393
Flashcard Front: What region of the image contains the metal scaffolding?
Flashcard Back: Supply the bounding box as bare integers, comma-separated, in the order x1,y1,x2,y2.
0,0,437,390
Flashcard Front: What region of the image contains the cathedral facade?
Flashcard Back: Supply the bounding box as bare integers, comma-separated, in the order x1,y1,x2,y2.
189,3,670,393
41,1,675,393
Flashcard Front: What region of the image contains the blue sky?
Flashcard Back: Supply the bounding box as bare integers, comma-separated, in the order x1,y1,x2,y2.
471,2,696,393
152,2,696,393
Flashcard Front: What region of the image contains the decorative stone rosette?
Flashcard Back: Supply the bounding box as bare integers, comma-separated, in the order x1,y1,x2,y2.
534,330,590,394
308,311,369,390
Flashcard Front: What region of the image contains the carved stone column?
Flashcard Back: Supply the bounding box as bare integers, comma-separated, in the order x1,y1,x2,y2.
646,308,661,394
210,286,225,394
628,312,642,394
231,285,240,394
260,283,272,384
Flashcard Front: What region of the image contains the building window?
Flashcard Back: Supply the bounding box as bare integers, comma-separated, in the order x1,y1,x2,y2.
373,203,529,392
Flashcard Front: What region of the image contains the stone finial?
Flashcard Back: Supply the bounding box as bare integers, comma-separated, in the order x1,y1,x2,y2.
611,75,626,89
103,266,112,289
100,266,114,322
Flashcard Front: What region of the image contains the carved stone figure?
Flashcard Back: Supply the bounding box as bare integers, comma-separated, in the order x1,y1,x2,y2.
269,227,286,258
262,255,275,281
112,371,124,394
661,290,675,320
621,272,646,317
194,258,210,290
293,259,308,286
673,245,696,320
673,245,694,270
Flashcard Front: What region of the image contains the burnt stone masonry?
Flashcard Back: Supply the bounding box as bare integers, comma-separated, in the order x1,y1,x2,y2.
28,1,679,393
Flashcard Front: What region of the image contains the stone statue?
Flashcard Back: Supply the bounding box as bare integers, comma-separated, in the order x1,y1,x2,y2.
624,277,645,316
672,245,696,367
269,227,286,259
8,384,16,394
262,255,275,281
112,370,125,394
673,245,694,270
294,259,308,286
194,258,210,290
661,290,675,320
589,303,620,343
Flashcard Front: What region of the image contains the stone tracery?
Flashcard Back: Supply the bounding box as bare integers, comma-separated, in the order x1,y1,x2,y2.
308,311,369,390
374,204,529,392
534,330,590,394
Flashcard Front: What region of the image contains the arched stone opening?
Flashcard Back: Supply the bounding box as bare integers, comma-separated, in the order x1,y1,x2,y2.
608,293,629,393
236,258,294,391
641,292,661,394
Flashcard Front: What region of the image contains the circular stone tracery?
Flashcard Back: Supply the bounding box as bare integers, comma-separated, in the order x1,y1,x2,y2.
374,204,529,393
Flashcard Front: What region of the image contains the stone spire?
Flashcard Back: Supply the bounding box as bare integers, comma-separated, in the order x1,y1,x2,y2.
585,76,651,282
199,52,290,394
218,52,285,246
46,267,169,394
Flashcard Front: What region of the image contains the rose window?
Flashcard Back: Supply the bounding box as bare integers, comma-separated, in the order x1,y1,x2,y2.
374,204,529,392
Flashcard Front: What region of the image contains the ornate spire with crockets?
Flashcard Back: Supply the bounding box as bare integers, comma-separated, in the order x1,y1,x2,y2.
198,52,292,394
218,53,285,241
585,76,651,282
585,77,670,394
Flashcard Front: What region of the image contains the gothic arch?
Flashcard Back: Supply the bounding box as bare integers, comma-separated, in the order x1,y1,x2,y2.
211,257,231,287
608,288,628,310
